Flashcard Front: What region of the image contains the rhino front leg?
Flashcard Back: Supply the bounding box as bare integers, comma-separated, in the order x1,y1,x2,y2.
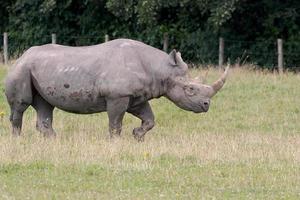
128,102,155,142
106,97,130,138
32,94,56,137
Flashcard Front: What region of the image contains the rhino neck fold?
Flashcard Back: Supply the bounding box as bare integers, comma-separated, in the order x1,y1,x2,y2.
163,77,179,101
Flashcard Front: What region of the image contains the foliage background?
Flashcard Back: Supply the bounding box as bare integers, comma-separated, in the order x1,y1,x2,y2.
0,0,299,69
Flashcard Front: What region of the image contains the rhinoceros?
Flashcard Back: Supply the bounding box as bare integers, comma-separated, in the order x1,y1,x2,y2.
5,39,229,141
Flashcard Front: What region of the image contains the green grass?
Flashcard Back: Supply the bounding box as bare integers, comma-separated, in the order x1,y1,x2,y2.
0,65,300,199
1,161,299,199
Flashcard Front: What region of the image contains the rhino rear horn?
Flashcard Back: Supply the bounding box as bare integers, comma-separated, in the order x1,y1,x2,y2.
210,64,230,97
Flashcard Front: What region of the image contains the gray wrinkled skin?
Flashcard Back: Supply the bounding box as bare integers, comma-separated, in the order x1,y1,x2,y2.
5,39,228,141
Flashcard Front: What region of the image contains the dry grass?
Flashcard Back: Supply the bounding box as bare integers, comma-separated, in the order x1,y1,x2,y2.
0,65,300,199
0,131,299,167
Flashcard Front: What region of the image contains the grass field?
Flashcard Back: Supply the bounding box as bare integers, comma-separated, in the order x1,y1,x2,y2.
0,65,299,199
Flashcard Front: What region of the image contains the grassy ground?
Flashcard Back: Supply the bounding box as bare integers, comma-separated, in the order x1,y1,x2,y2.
0,65,299,199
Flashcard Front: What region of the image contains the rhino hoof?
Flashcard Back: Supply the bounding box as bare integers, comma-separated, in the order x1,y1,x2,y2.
133,128,145,142
134,134,145,142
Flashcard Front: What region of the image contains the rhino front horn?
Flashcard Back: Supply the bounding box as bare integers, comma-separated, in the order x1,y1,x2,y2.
210,64,230,97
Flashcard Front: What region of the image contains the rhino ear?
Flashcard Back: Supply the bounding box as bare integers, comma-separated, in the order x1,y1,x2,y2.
168,49,177,66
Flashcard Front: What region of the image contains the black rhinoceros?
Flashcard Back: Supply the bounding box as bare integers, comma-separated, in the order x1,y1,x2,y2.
5,39,229,141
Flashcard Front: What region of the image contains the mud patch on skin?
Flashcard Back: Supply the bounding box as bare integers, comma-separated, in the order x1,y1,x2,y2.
46,87,55,96
64,84,70,88
87,93,93,101
69,90,83,102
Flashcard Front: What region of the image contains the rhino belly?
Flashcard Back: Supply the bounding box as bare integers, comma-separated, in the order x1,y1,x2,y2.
36,85,107,114
32,71,107,114
37,85,106,114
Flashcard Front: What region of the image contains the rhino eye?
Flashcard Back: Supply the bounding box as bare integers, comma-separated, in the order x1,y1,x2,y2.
184,85,196,96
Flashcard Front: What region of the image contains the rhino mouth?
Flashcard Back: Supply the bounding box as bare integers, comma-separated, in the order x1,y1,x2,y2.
191,105,208,113
185,96,208,113
198,104,209,112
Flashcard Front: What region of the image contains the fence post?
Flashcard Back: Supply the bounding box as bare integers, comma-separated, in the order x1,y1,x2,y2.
277,38,283,74
3,32,8,65
218,37,224,68
51,33,56,44
105,34,109,42
163,33,168,52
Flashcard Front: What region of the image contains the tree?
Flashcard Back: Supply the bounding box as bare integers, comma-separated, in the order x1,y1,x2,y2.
3,0,300,68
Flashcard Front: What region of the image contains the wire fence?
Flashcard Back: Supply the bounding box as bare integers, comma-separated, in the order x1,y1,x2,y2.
1,33,300,70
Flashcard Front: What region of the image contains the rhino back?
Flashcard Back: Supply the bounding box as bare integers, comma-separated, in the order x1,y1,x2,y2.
21,39,174,113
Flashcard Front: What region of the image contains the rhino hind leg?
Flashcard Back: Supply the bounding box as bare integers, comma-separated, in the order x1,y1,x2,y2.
32,94,56,137
9,103,30,136
106,97,130,138
128,102,155,142
6,74,32,136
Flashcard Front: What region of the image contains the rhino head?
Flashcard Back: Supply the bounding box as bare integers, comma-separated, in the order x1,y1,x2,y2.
165,50,229,113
